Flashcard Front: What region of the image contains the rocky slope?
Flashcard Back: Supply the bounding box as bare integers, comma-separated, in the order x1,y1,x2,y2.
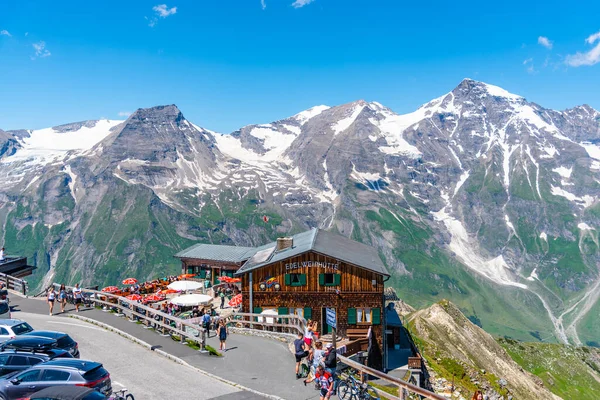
0,79,598,346
407,300,561,400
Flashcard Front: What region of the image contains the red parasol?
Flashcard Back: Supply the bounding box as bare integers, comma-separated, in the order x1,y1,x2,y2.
122,278,138,285
228,293,242,307
229,278,241,283
159,289,178,295
101,286,120,293
218,276,232,283
178,273,195,280
125,294,142,301
144,294,165,303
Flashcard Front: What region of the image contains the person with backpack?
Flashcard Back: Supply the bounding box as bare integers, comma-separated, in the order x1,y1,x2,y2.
219,290,225,309
294,332,310,379
217,319,228,351
202,311,211,332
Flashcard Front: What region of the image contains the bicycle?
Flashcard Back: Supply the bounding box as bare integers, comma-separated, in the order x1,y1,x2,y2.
337,373,379,400
110,388,135,400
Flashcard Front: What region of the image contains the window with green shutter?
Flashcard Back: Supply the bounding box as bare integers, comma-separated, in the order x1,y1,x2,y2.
348,308,357,324
286,273,306,286
320,273,340,286
198,270,207,279
372,307,381,325
278,307,289,315
187,266,194,274
303,307,312,320
253,307,262,322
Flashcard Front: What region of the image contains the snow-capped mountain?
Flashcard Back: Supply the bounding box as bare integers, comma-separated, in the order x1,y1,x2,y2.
1,79,599,346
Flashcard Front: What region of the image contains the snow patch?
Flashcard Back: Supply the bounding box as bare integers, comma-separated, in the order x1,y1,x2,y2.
526,268,539,281
62,165,78,204
293,105,330,125
332,104,365,135
581,142,600,160
540,232,547,241
578,223,594,231
551,186,595,208
453,170,470,196
552,166,572,179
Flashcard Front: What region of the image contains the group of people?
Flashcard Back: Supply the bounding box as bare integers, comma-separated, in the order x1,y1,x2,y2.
214,284,239,309
46,283,83,315
293,320,337,400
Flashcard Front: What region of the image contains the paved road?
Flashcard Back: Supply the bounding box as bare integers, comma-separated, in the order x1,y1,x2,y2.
10,296,322,400
15,312,245,400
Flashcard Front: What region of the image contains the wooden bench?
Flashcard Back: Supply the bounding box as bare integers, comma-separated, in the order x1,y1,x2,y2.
347,328,369,340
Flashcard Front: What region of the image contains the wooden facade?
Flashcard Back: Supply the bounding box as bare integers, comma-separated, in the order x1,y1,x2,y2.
240,250,385,368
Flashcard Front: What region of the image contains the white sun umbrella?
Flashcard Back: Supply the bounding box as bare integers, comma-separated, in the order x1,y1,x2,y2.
169,294,213,307
260,308,278,324
168,280,203,292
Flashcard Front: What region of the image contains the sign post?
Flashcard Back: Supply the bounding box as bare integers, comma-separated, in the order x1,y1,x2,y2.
326,307,337,350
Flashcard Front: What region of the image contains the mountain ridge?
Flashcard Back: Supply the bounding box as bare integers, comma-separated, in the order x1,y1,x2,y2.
0,79,599,347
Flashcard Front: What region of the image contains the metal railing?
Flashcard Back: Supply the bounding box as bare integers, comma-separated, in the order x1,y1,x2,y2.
0,272,28,296
338,354,445,400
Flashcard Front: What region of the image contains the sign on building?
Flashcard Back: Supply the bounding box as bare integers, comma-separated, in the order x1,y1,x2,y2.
326,307,336,329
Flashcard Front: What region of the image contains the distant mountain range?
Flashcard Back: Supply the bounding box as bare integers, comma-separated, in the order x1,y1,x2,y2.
0,78,598,346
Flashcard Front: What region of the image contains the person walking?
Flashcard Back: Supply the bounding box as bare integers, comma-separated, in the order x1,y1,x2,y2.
219,290,225,309
47,287,56,316
294,332,310,379
58,284,67,313
310,341,325,377
217,319,228,351
73,283,83,312
0,247,5,261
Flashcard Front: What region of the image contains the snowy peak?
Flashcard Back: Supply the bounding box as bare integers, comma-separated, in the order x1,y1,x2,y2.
292,105,330,125
455,78,524,101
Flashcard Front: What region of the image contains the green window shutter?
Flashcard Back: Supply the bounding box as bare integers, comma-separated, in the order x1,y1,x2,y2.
299,274,307,286
278,307,289,315
199,270,207,279
348,308,357,325
303,307,312,320
372,307,381,325
253,307,262,322
319,273,325,286
187,266,194,274
285,274,291,286
333,274,341,286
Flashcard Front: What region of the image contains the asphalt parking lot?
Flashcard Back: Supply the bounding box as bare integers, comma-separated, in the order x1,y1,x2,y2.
11,312,251,400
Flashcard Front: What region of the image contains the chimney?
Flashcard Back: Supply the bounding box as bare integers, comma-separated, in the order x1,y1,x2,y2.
276,237,293,251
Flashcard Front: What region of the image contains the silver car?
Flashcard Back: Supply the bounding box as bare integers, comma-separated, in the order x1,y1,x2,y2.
0,320,34,343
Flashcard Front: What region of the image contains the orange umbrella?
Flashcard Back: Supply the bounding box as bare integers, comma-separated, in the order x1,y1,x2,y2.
159,289,178,295
126,294,142,301
101,286,119,293
122,278,137,285
178,273,195,280
228,293,242,307
229,278,241,283
144,294,165,303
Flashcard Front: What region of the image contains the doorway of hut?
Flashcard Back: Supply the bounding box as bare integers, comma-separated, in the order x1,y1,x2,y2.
320,307,334,335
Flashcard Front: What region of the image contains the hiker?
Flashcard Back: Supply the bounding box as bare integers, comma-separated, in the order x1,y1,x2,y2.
58,284,67,313
305,319,316,347
219,290,225,309
471,391,484,400
47,287,56,316
217,319,228,351
202,311,211,332
294,332,309,379
304,365,334,400
309,341,325,377
73,283,83,312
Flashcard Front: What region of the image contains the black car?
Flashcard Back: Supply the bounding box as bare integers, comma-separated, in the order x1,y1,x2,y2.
29,385,108,400
23,332,79,358
0,350,72,377
0,359,112,399
0,337,57,353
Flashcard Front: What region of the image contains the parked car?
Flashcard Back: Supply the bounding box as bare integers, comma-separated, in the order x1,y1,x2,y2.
0,304,9,320
0,320,34,343
28,385,108,400
0,337,57,353
22,332,79,358
0,349,72,377
0,359,112,399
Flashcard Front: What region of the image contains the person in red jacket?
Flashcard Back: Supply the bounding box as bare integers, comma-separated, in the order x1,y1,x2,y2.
304,365,334,400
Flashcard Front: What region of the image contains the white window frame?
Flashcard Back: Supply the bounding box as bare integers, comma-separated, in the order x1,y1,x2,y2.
357,307,372,324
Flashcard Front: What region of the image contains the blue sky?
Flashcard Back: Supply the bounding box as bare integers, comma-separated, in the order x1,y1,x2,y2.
1,0,599,132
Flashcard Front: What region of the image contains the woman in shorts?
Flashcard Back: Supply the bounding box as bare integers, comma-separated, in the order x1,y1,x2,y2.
59,284,67,313
47,287,56,316
73,283,83,312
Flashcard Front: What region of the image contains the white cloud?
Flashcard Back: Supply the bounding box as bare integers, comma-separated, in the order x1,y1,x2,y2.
537,36,553,49
118,111,132,117
566,30,600,67
153,4,177,17
31,41,51,59
523,58,536,74
261,0,266,9
0,30,11,37
292,0,315,8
